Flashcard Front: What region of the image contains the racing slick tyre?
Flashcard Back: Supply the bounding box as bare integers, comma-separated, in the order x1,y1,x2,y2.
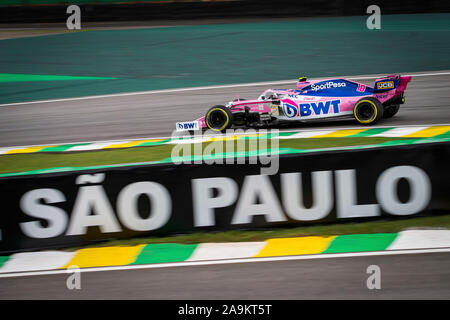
205,105,233,132
383,104,400,118
353,97,384,125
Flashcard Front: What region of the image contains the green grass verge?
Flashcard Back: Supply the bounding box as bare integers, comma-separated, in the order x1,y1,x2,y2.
0,137,414,174
66,215,450,250
0,144,173,174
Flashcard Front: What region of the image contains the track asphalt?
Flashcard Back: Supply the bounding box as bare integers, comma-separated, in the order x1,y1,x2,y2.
0,251,448,299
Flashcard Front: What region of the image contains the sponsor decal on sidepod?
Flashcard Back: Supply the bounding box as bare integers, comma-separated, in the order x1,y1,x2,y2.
284,99,341,118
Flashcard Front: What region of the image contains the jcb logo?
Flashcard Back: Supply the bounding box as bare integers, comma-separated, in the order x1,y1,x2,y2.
377,81,394,90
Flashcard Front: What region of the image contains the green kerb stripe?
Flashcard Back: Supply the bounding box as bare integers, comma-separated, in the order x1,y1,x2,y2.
348,128,393,137
38,143,91,152
377,138,422,146
0,256,10,268
323,233,398,253
428,131,450,140
136,139,171,147
278,132,300,137
132,243,197,264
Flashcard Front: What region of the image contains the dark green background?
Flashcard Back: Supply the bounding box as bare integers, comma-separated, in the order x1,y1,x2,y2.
1,14,449,104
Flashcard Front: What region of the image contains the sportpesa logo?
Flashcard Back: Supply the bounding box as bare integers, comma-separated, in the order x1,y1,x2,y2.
310,81,346,92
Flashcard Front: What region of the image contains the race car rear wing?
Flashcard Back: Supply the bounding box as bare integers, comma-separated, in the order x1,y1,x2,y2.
374,75,412,94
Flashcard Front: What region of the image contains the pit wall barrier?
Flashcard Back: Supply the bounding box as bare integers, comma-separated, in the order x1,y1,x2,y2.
0,141,449,253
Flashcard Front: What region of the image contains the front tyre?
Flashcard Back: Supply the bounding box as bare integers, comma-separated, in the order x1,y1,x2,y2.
353,97,383,125
205,105,233,132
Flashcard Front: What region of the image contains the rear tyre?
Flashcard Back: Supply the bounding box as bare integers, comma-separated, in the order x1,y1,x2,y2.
383,105,400,118
353,97,383,125
205,105,233,132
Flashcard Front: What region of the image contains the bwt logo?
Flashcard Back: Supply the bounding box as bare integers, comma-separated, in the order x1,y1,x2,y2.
283,100,299,118
176,121,199,131
184,123,197,129
284,100,341,118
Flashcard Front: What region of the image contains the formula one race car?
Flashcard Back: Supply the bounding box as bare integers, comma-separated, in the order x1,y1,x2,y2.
176,75,411,132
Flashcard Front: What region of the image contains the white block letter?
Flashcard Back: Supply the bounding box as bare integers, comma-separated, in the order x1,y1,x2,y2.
117,181,171,231
20,189,68,238
336,169,379,218
282,171,333,221
376,166,431,215
192,177,238,227
232,175,286,224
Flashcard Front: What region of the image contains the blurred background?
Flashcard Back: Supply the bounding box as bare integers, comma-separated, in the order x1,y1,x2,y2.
0,0,449,300
1,0,450,105
1,0,450,23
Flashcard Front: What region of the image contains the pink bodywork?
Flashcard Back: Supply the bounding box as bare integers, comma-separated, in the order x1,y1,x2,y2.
196,75,411,128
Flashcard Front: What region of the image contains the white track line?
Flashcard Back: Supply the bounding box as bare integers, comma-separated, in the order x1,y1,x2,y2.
1,70,450,107
67,142,122,151
0,247,449,279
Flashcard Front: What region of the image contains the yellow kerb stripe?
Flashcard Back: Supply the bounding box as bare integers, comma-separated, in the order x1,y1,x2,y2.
5,146,50,154
237,134,261,139
402,126,450,138
209,136,239,142
254,236,336,257
62,245,145,269
212,133,264,142
312,129,366,138
102,139,165,149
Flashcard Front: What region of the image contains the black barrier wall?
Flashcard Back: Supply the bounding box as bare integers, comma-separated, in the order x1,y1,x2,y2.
0,142,449,253
1,0,450,24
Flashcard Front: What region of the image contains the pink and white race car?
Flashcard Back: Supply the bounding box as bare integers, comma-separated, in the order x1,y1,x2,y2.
176,75,411,132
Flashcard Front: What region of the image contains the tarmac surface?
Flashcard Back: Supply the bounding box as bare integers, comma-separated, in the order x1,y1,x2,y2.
1,71,450,147
0,251,448,299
